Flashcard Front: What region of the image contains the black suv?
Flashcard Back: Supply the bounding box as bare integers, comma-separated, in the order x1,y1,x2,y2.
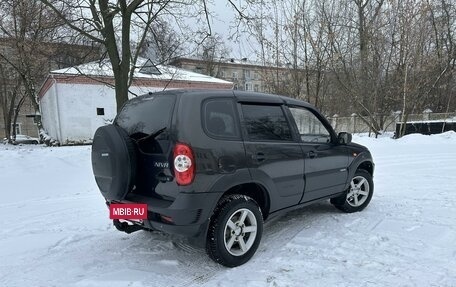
92,89,374,267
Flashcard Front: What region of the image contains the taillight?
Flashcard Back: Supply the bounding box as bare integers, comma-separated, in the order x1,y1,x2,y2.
173,143,195,185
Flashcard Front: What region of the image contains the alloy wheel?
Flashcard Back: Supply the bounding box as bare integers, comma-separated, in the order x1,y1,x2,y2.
223,208,258,256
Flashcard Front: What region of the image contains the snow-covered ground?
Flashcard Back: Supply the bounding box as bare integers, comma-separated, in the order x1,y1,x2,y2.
1,132,455,287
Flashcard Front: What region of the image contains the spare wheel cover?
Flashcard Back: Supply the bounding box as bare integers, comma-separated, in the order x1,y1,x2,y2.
91,124,137,201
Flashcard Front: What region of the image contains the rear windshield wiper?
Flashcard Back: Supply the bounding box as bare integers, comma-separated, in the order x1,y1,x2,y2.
137,127,167,143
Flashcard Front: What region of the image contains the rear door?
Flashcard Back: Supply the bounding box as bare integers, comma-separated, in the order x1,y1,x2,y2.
239,103,305,211
115,93,177,199
287,106,349,202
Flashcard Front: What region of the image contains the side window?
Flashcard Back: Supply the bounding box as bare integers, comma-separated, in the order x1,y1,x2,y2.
203,99,240,139
289,107,331,143
241,104,293,141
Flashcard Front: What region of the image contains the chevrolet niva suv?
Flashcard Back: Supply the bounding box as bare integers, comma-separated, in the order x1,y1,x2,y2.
91,89,374,267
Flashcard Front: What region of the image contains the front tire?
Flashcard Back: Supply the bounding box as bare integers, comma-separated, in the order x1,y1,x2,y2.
331,169,374,213
206,194,263,267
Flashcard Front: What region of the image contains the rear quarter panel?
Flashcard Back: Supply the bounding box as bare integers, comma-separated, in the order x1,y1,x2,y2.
174,91,250,194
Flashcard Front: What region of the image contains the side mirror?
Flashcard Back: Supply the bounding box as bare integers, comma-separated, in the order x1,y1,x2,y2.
338,132,352,144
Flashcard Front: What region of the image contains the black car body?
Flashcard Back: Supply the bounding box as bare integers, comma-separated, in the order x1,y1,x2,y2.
92,89,374,267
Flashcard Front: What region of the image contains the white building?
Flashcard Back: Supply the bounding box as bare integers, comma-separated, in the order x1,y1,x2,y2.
37,58,233,145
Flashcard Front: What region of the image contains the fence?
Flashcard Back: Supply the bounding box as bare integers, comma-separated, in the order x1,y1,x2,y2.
328,111,456,134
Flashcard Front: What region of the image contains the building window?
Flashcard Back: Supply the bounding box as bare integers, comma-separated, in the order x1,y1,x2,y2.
244,70,251,79
219,70,226,78
232,71,238,79
97,108,105,116
254,84,260,92
11,123,22,135
253,71,260,80
245,83,252,91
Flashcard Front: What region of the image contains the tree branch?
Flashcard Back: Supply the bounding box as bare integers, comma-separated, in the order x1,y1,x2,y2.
38,0,103,44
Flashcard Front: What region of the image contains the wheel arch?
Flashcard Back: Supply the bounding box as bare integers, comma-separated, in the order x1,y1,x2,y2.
344,156,374,190
218,182,271,220
358,160,374,176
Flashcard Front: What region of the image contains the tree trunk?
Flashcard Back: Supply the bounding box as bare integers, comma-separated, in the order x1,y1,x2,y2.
357,0,370,110
115,73,130,113
11,94,26,141
400,65,408,137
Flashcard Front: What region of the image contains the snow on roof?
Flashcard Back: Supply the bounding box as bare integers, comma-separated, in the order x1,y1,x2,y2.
50,57,232,85
174,56,292,69
179,56,264,66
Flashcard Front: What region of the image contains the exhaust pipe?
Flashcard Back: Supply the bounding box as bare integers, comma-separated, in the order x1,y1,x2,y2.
113,219,143,234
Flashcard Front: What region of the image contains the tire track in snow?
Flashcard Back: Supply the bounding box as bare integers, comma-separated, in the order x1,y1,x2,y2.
196,203,339,286
128,203,338,287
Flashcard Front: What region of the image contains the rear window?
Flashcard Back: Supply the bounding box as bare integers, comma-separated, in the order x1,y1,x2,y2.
203,98,240,139
115,94,176,137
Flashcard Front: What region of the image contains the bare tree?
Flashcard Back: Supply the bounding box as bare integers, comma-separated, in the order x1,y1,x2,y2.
139,18,184,64
39,0,212,112
0,0,99,141
238,0,456,136
0,0,69,139
427,0,456,130
0,63,24,142
196,34,230,77
243,0,335,109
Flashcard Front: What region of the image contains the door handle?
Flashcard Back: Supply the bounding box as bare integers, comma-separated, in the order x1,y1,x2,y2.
307,151,317,159
252,152,267,162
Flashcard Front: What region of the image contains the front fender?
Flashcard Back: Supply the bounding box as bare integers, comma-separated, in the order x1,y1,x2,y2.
344,151,375,190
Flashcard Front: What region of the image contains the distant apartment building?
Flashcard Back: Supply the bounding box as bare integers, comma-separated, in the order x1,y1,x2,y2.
0,38,100,139
170,57,293,94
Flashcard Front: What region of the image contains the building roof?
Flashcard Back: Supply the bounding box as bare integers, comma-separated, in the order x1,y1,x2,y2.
38,58,234,100
171,56,292,70
50,57,232,85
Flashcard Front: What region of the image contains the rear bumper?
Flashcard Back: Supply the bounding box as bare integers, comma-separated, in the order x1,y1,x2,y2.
107,191,222,241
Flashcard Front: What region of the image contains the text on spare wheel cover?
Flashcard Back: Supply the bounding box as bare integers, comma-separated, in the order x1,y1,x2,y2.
109,204,148,220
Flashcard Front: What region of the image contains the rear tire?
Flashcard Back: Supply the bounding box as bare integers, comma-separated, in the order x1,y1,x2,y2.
206,194,263,267
331,169,374,213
